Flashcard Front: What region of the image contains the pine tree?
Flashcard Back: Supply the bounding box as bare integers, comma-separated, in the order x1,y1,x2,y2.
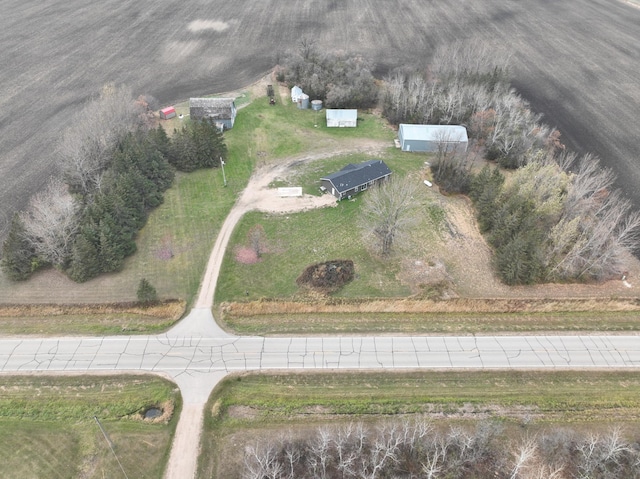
137,278,158,305
1,214,38,281
66,226,101,282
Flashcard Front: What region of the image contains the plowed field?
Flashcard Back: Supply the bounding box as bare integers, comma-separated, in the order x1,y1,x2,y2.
1,0,639,241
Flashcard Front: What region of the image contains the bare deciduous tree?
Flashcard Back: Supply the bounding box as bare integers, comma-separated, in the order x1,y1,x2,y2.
548,154,640,280
242,442,283,479
20,177,78,267
358,176,420,257
58,84,143,196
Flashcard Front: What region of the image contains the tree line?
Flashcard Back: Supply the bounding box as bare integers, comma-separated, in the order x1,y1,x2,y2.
378,43,639,285
1,85,227,283
276,39,378,109
242,418,640,479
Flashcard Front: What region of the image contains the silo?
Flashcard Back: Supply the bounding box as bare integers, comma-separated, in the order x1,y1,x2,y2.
297,94,310,109
311,99,323,111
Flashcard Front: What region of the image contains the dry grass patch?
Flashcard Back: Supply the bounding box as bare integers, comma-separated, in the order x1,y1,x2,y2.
222,297,640,316
0,300,185,336
219,297,640,335
0,300,185,318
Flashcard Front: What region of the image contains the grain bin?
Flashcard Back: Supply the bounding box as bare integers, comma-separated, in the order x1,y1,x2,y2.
311,99,323,111
297,93,310,109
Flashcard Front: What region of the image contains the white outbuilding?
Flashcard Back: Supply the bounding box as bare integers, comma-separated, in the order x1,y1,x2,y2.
326,109,358,128
398,124,468,153
291,85,304,103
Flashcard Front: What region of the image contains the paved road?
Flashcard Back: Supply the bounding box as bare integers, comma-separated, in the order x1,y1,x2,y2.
4,308,640,478
4,325,640,379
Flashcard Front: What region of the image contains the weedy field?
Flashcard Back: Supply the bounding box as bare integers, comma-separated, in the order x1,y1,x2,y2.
1,0,639,246
200,370,640,479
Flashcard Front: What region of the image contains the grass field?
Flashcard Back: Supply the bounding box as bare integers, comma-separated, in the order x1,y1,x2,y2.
0,375,180,479
199,370,640,478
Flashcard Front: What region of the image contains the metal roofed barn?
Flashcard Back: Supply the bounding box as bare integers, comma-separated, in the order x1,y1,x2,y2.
398,124,468,152
189,98,237,130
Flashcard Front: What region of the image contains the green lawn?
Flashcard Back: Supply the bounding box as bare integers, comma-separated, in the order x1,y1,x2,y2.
0,375,180,479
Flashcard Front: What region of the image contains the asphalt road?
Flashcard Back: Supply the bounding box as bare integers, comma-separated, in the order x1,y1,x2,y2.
2,0,639,241
3,310,640,402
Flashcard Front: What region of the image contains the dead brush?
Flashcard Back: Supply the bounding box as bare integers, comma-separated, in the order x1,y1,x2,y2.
222,297,640,317
0,300,186,320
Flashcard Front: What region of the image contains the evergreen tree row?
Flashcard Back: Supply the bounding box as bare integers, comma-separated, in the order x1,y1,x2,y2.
2,119,227,282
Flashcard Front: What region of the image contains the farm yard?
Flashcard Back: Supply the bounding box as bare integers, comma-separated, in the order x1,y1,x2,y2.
1,2,640,478
1,0,640,247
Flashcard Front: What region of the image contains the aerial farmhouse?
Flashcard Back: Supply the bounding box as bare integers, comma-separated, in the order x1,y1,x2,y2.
326,109,358,128
398,124,468,152
189,98,237,130
321,160,392,200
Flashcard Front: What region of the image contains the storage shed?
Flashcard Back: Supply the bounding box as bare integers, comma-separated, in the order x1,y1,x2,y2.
159,106,176,120
189,98,237,130
326,109,358,128
321,160,392,200
398,124,468,153
291,85,304,103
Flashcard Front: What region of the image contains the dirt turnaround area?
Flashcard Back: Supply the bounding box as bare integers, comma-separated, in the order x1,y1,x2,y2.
1,0,639,246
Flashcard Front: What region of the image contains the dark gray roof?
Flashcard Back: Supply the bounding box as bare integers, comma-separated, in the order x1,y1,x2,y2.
189,98,235,120
321,160,392,193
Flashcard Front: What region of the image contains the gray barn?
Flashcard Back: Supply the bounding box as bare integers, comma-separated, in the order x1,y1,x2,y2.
189,98,237,130
321,160,392,200
398,124,468,153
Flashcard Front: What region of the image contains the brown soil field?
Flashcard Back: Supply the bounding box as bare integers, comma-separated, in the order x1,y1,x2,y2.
1,0,639,247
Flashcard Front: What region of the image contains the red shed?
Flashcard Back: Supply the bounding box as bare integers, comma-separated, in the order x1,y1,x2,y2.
159,106,176,120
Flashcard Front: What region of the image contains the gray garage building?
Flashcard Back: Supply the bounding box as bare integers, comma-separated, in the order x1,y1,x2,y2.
398,124,468,152
189,98,237,130
326,109,358,127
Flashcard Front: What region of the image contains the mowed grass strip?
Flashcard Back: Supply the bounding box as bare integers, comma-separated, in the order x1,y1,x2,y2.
222,310,640,335
208,370,640,419
0,375,180,479
199,370,640,478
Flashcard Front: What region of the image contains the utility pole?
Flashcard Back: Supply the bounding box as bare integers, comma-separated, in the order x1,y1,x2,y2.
220,157,227,187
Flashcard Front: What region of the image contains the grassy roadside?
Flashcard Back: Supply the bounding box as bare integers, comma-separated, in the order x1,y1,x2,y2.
199,370,640,478
0,300,185,336
219,297,640,335
0,375,180,479
221,309,640,335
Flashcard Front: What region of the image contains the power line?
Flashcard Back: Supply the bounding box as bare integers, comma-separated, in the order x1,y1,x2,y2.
94,416,130,479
